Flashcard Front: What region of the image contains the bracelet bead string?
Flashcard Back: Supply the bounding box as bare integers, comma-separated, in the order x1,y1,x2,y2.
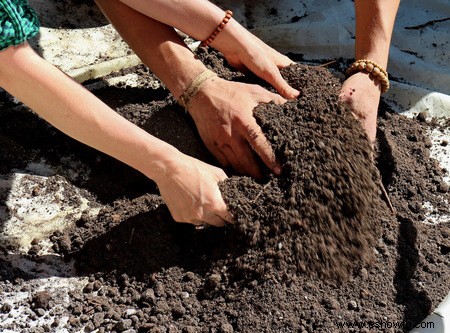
201,10,233,47
346,59,390,93
178,69,217,109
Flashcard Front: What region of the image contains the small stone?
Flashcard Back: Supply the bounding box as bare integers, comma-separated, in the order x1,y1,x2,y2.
322,296,340,310
438,181,449,193
51,319,59,328
1,302,12,313
83,283,94,293
92,312,105,327
207,274,222,288
31,291,52,309
416,110,429,122
172,305,186,318
58,234,72,253
28,244,41,256
155,300,170,314
84,322,95,332
180,292,189,299
441,140,448,147
92,280,102,291
220,323,234,333
35,308,46,317
348,300,358,310
115,319,132,332
140,289,155,304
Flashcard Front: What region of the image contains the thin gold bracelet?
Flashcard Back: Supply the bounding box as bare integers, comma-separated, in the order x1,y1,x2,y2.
346,59,390,93
178,69,217,109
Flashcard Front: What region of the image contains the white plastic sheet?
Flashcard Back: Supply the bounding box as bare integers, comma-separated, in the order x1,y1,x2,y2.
214,0,450,116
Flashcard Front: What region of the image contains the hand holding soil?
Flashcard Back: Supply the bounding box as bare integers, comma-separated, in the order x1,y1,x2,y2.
340,71,382,142
210,22,300,99
155,152,231,227
188,77,285,178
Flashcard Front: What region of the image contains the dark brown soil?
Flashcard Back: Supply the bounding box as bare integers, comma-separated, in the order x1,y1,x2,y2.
220,64,384,282
0,51,449,333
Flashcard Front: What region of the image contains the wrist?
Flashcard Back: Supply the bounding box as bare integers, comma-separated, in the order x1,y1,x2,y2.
209,18,246,54
139,141,184,184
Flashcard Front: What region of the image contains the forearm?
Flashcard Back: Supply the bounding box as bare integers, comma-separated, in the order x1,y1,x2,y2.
118,0,224,41
354,0,400,67
0,44,178,183
96,0,207,99
116,0,246,58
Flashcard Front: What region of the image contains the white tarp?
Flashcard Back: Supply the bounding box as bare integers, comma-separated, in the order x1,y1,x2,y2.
214,0,450,117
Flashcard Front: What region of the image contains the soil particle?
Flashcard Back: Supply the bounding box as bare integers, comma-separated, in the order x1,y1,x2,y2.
30,291,52,310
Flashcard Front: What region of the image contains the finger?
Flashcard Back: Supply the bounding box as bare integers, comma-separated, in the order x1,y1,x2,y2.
251,85,286,105
219,144,244,175
265,44,295,68
243,119,281,176
244,56,300,99
204,214,227,227
265,65,300,99
229,137,263,178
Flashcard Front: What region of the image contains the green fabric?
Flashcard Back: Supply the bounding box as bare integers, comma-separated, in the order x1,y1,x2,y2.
0,0,40,51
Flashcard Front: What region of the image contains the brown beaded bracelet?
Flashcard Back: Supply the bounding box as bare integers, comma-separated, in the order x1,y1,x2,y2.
346,59,390,93
201,10,233,47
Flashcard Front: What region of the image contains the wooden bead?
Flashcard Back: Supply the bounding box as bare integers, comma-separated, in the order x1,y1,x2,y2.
372,67,381,76
346,59,390,93
202,10,233,47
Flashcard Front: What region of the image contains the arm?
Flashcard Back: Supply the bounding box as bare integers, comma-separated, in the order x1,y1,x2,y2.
340,0,400,142
96,0,285,178
0,43,230,226
116,0,299,99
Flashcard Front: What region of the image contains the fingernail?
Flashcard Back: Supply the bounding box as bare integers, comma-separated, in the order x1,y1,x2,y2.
292,89,300,98
273,166,282,175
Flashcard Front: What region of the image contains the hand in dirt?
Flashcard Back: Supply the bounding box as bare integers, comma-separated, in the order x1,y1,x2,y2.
156,153,232,227
339,71,381,143
188,76,285,178
211,26,300,100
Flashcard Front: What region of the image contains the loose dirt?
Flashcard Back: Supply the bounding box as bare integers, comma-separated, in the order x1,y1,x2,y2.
0,51,449,333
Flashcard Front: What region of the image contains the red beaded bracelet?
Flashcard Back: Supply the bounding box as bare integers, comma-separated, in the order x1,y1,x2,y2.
201,10,233,47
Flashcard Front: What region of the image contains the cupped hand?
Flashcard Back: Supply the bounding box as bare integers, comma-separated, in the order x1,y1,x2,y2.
156,152,231,227
211,22,300,100
188,76,285,178
339,71,382,143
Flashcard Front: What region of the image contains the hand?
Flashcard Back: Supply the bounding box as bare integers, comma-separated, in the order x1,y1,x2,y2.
188,76,285,178
211,22,300,100
155,152,231,227
339,72,382,143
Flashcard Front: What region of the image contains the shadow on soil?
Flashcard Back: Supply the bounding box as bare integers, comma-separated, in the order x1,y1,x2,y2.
376,124,432,330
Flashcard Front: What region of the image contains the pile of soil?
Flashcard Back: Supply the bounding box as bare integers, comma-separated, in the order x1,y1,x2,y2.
0,50,449,333
220,64,385,281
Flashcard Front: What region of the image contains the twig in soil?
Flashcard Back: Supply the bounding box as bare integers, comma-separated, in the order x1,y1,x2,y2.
128,228,135,244
404,17,450,30
379,181,396,214
253,182,271,203
319,60,338,68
